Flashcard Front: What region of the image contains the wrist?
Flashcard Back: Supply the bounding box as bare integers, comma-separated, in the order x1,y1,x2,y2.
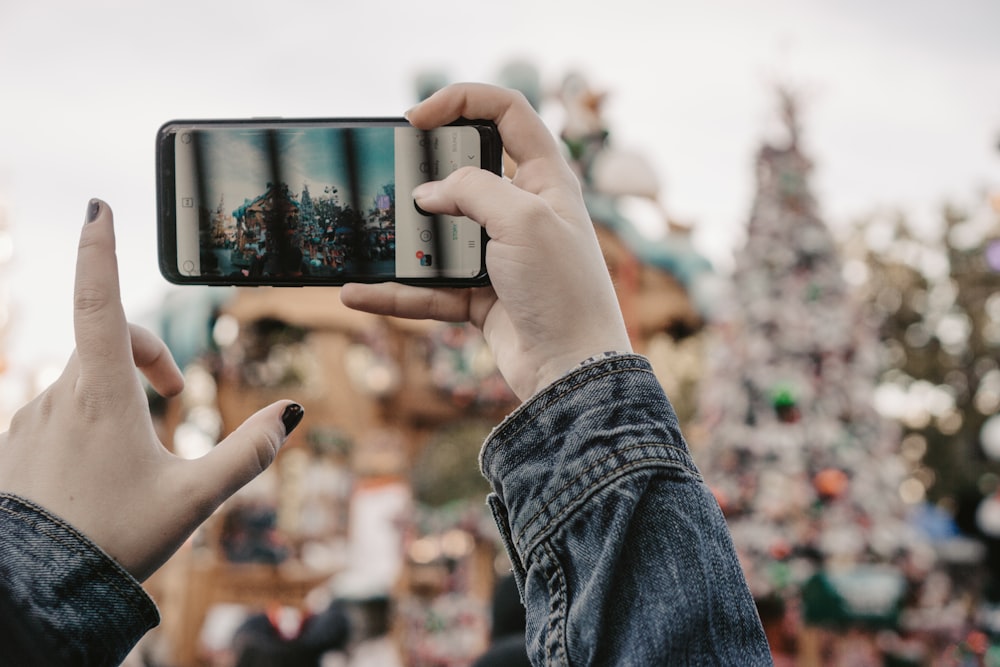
531,349,634,399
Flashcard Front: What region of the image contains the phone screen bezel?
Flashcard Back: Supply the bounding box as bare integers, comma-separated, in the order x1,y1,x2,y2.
155,117,501,287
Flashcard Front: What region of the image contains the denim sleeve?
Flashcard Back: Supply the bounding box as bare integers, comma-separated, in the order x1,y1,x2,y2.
480,355,773,666
0,493,159,667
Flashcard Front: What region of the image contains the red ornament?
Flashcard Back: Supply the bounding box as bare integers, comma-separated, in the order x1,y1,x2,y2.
769,539,792,560
710,485,730,513
813,468,849,500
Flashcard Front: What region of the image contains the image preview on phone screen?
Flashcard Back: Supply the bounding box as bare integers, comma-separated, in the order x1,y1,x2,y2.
170,123,486,283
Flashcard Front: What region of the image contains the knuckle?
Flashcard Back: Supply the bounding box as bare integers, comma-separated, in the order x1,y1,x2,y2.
519,195,554,222
448,165,484,189
253,431,282,474
74,285,112,317
428,290,469,322
509,88,530,108
7,390,51,435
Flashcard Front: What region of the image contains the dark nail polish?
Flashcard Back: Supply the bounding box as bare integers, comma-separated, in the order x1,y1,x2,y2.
281,403,304,435
85,199,101,224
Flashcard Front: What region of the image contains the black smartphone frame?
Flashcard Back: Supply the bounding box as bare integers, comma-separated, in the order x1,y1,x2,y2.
155,117,501,287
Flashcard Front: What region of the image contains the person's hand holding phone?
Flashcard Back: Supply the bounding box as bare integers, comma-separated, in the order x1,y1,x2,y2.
340,83,632,401
0,200,303,582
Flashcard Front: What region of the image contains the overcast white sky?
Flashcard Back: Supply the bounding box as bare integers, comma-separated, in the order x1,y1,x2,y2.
1,0,999,402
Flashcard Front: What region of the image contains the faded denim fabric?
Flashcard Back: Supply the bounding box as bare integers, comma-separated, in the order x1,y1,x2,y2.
481,354,773,666
0,493,158,666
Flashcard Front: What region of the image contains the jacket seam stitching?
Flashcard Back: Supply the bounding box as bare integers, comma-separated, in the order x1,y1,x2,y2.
521,458,696,560
541,540,570,666
519,442,696,533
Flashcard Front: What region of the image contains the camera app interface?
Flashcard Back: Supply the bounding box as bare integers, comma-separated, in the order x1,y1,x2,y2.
171,123,485,281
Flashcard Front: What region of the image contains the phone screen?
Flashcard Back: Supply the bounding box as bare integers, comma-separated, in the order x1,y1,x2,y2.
156,119,499,286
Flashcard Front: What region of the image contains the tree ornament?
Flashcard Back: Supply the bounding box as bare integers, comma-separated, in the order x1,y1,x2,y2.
771,383,801,423
769,538,793,560
985,239,1000,272
981,414,1000,461
710,485,731,514
813,468,850,501
976,492,1000,538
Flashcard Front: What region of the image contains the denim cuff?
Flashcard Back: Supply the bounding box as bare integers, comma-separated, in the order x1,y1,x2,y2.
0,492,159,664
480,354,699,573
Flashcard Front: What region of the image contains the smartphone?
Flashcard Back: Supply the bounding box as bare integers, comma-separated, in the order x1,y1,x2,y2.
156,117,502,286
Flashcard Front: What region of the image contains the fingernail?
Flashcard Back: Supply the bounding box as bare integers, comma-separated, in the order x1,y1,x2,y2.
412,181,438,200
85,199,101,224
403,107,415,122
281,403,304,435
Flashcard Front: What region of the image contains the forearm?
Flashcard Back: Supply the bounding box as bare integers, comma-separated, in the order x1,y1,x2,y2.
481,355,772,665
0,493,159,667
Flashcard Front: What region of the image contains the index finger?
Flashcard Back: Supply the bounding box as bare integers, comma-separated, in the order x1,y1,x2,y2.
406,83,565,174
73,199,132,379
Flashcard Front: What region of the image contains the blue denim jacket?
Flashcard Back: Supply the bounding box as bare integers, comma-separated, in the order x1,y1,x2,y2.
0,493,158,666
481,354,772,665
0,354,770,666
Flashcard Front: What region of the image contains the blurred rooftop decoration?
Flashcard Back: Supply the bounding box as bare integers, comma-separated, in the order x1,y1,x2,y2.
549,69,717,309
421,62,719,328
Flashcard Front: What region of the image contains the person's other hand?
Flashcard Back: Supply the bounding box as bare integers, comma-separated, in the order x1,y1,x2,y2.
0,200,303,581
340,83,632,401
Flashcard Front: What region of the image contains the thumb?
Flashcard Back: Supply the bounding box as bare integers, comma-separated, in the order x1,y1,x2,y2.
197,402,304,502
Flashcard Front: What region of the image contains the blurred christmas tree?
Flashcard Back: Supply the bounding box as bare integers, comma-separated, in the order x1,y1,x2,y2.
693,88,930,644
